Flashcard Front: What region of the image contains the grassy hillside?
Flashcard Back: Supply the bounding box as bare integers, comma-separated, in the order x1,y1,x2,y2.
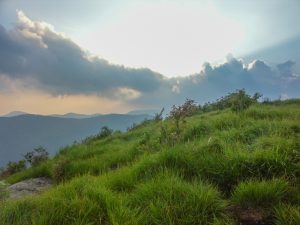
0,113,150,167
0,99,299,225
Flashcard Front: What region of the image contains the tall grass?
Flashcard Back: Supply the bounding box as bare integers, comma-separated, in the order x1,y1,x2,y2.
274,204,300,225
128,172,226,225
231,179,290,208
1,100,299,224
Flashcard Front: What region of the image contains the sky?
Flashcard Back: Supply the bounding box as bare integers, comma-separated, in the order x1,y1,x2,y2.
0,0,299,115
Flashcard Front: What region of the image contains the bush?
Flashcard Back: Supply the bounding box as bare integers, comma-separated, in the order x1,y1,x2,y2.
169,99,198,133
229,89,261,112
0,160,26,178
154,108,164,121
52,158,70,183
97,126,113,139
200,89,261,113
5,162,52,184
24,146,49,167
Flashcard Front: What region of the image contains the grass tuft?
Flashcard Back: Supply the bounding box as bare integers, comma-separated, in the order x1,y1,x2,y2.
274,204,300,225
231,179,290,208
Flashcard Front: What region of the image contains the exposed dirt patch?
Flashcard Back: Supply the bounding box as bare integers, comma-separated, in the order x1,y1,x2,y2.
228,205,274,225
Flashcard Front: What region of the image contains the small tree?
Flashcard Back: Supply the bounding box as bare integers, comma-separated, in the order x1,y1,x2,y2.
24,146,49,167
229,89,262,112
154,108,165,121
1,160,26,177
169,99,198,133
97,126,113,139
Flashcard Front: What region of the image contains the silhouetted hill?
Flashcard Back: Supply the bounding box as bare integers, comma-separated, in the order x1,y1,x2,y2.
127,109,159,116
50,113,102,119
0,113,150,167
3,111,28,117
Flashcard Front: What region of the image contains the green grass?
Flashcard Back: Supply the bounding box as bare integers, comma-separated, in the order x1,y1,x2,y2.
1,99,300,224
231,179,290,208
0,181,8,201
128,172,226,225
274,204,300,225
5,161,52,184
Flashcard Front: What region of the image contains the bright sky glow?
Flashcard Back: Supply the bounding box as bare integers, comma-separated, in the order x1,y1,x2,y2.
0,0,299,115
1,0,299,77
74,1,245,77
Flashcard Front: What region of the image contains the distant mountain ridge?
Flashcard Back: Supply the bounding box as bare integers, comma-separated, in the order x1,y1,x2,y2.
0,113,151,167
3,110,159,119
3,112,102,119
3,111,28,117
127,109,159,116
50,113,102,119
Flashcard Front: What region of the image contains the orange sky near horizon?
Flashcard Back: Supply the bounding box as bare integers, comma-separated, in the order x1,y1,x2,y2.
0,90,132,116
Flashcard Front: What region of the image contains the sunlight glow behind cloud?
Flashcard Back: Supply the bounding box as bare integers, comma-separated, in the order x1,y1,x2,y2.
74,1,245,77
0,0,299,115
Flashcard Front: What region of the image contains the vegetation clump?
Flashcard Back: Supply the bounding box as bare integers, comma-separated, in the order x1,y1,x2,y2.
0,181,8,201
169,98,198,133
0,160,26,178
231,179,290,208
97,126,113,139
201,89,262,113
24,146,49,167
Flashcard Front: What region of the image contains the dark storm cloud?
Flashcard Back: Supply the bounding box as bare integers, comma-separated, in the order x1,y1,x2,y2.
277,60,296,77
133,56,300,109
0,12,164,96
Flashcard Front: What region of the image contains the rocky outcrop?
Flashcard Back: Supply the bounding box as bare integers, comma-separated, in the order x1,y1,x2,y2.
7,177,53,199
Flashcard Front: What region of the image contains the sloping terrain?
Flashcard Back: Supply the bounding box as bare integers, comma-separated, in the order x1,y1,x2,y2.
0,100,299,225
0,113,150,167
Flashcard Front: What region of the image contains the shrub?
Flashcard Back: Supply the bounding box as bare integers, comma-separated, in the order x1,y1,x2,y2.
0,160,26,178
169,99,198,133
154,108,164,121
229,89,261,112
5,162,52,184
97,126,113,139
24,146,49,167
9,160,26,174
200,89,261,113
52,158,70,183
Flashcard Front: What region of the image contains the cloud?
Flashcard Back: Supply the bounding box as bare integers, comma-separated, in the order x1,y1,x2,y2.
140,57,299,108
0,11,299,113
277,60,296,77
0,11,164,97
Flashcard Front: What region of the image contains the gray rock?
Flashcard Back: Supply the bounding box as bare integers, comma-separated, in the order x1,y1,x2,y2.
8,177,53,199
